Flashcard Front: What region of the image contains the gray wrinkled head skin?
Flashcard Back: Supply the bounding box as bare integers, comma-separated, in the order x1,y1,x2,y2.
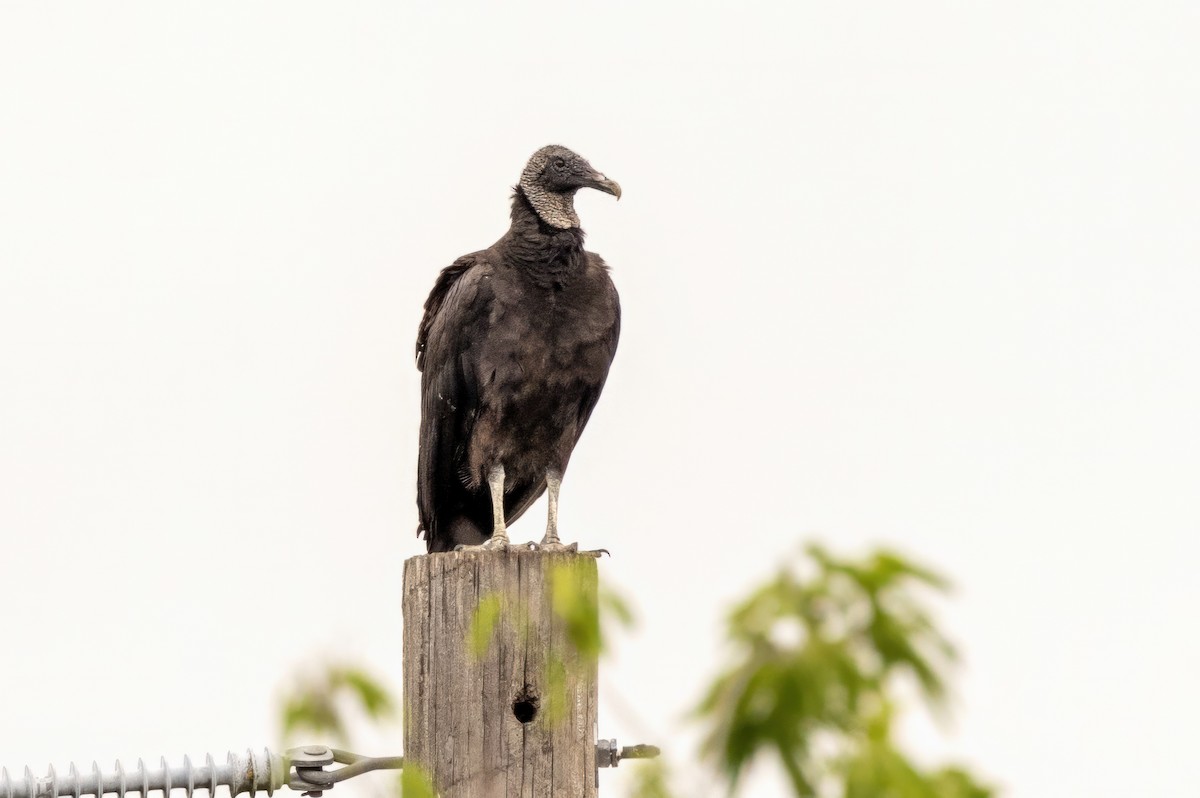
519,145,621,230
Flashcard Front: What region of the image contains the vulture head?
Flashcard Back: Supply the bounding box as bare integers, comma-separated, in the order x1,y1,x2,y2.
519,145,621,230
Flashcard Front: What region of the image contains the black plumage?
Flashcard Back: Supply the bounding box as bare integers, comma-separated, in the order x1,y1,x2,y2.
415,146,622,552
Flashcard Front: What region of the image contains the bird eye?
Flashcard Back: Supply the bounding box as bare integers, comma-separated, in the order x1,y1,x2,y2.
553,158,566,170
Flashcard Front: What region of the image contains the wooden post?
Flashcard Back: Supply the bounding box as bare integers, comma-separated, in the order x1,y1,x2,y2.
403,549,599,797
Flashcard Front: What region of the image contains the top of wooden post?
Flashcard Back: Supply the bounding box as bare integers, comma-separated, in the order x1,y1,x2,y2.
402,549,601,797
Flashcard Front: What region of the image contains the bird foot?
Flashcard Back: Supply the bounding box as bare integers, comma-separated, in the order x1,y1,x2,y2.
455,534,510,552
528,540,578,553
526,541,610,558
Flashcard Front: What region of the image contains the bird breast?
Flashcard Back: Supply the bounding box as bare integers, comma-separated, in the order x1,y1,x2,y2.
486,307,605,386
477,274,611,396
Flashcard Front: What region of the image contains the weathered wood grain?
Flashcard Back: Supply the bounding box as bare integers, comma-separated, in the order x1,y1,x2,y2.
403,549,599,797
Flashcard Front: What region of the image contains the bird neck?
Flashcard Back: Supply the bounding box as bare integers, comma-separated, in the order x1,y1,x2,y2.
504,189,586,275
517,176,580,230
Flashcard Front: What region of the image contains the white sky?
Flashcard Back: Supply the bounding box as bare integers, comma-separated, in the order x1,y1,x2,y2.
1,2,1197,796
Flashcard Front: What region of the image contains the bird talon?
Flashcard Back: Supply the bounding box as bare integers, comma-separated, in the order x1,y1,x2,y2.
455,535,510,552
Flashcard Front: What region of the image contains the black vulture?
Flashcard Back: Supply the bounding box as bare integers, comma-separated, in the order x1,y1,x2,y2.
415,145,622,553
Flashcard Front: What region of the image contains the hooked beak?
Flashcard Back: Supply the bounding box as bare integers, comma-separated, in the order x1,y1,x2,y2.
583,171,622,200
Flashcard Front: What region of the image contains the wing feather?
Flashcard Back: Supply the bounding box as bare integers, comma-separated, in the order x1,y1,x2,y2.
416,253,493,546
574,257,622,443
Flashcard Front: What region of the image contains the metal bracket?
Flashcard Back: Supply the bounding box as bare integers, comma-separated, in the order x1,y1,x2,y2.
285,748,404,797
596,739,661,768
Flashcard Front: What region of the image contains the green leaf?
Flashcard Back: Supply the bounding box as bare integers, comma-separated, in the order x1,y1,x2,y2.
277,663,395,744
694,543,994,797
280,690,346,743
335,667,396,720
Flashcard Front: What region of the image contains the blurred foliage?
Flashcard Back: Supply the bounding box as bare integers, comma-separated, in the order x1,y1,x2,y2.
695,544,994,797
467,558,634,665
276,545,994,798
397,766,435,798
279,664,395,744
465,559,604,723
923,768,995,798
468,592,504,657
627,760,675,798
551,559,604,659
550,557,636,656
467,558,634,724
279,663,432,796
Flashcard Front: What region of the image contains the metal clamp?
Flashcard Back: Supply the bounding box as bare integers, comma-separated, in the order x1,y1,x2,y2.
285,748,404,797
595,740,660,769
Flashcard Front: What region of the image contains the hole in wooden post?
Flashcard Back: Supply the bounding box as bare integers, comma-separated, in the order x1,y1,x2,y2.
512,687,539,724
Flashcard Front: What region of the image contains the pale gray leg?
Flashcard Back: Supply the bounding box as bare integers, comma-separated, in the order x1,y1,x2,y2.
535,471,577,552
456,464,509,551
488,464,509,544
